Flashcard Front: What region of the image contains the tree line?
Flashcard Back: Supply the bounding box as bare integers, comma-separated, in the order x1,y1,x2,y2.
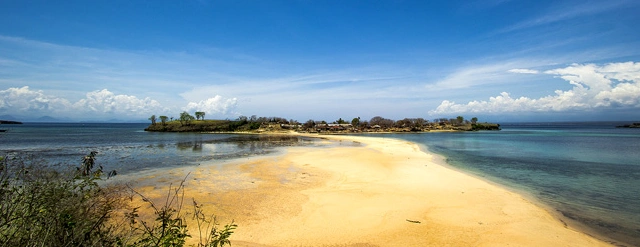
148,111,207,126
148,112,488,132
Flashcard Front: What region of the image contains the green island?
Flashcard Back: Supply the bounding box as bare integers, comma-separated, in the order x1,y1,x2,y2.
144,111,500,133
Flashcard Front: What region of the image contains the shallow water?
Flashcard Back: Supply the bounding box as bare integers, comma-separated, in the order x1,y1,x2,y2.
0,123,319,174
370,122,640,246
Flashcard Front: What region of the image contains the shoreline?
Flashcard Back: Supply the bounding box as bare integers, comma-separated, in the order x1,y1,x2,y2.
119,134,613,246
406,137,625,247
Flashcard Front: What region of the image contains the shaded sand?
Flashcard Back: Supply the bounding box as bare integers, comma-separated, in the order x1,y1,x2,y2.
119,135,612,247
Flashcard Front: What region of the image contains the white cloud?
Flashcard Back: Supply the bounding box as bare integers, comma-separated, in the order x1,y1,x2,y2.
183,96,238,117
74,89,165,116
430,61,640,115
0,86,173,120
508,68,539,74
0,86,72,114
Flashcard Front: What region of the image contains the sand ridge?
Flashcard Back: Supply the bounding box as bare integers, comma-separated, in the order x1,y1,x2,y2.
121,134,612,247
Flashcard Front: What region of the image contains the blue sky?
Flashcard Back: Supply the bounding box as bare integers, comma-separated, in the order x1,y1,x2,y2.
1,0,639,122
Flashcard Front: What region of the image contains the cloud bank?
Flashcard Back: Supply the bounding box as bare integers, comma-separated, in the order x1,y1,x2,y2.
183,96,238,117
0,86,73,116
430,62,640,115
0,86,237,121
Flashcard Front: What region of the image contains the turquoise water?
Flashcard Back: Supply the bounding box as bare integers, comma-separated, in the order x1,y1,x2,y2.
371,122,640,246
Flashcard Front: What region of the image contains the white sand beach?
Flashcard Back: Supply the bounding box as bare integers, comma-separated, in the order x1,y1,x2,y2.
124,135,612,247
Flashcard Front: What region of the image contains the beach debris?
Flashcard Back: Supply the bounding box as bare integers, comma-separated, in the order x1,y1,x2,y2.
406,219,421,224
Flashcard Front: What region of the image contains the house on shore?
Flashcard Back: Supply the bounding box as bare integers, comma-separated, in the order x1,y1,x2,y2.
315,123,353,132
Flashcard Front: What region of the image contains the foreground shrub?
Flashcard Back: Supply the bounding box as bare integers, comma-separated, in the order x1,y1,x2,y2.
0,153,235,247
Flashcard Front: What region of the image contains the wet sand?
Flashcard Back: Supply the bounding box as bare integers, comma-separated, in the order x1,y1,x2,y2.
119,135,612,246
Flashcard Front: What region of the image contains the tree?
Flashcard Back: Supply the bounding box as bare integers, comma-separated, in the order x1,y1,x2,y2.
456,116,464,125
415,118,427,128
303,119,316,129
179,111,195,126
351,117,360,127
370,116,384,126
396,118,415,128
335,118,347,124
370,116,394,128
159,116,168,125
149,115,157,125
471,117,478,124
195,111,205,121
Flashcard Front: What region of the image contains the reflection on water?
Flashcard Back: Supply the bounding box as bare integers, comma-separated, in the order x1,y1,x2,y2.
1,134,327,175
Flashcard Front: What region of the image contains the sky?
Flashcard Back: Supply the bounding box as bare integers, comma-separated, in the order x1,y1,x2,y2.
1,0,639,123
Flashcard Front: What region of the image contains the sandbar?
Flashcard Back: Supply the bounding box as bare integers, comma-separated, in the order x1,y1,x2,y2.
120,134,612,246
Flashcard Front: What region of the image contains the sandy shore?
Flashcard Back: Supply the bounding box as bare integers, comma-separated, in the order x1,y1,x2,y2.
121,135,612,247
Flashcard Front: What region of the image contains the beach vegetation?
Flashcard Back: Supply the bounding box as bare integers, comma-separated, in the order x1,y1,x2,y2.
351,117,360,127
369,116,394,128
180,112,196,126
145,112,500,133
149,115,157,125
334,118,347,124
159,116,169,126
195,112,206,121
0,153,235,247
303,119,316,129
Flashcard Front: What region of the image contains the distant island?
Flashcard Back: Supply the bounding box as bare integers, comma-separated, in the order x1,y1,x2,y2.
144,112,500,133
616,122,640,128
0,120,23,124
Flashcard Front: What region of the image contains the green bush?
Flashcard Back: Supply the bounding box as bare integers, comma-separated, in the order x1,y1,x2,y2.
0,153,235,247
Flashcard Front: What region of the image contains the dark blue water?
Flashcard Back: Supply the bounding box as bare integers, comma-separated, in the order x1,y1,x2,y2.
371,122,640,246
0,123,316,174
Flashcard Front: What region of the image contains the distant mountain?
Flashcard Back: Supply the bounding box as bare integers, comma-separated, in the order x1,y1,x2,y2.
0,115,19,121
35,116,62,122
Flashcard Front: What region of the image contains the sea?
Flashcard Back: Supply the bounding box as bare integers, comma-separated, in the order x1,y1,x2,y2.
1,122,639,246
